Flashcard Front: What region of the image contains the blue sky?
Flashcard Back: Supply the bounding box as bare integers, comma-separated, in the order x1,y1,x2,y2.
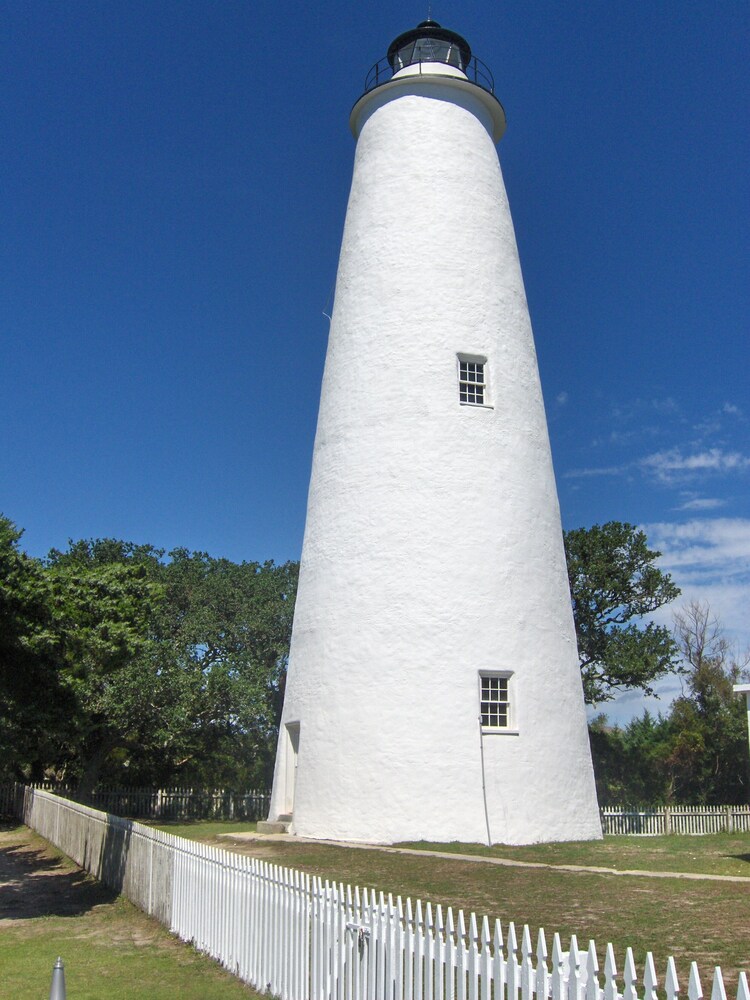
2,2,748,723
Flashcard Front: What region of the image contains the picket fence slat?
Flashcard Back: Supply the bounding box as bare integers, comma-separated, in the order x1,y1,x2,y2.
10,785,748,1000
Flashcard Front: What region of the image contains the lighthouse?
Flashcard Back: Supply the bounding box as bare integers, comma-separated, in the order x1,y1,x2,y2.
266,21,601,845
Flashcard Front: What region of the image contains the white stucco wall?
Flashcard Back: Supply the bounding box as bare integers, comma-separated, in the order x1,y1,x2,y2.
268,70,601,845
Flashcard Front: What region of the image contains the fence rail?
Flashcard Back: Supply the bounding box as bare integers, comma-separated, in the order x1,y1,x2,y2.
5,786,748,836
0,783,270,821
600,804,750,836
13,785,749,1000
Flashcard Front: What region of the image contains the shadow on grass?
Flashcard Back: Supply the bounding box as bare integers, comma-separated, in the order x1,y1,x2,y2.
145,819,208,827
0,835,118,922
724,853,750,866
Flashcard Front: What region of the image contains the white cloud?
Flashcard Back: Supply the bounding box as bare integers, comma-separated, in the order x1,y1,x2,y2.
723,402,742,416
674,497,726,511
611,397,681,421
640,447,750,483
643,517,750,648
556,391,569,405
566,448,749,484
602,517,750,724
691,416,722,437
645,517,750,575
564,464,627,479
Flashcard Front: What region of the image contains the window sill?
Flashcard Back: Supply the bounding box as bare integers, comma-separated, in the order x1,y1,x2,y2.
459,401,494,410
481,727,519,736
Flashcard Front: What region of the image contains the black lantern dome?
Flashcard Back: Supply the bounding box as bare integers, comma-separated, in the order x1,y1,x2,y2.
386,20,472,73
356,20,503,138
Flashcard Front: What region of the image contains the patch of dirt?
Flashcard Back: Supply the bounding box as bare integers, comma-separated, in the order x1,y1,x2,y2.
213,838,281,861
0,827,117,925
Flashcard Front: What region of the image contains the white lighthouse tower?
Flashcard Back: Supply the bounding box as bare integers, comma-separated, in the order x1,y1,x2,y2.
267,21,601,845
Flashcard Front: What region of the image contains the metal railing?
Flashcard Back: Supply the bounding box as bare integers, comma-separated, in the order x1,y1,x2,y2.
363,54,496,96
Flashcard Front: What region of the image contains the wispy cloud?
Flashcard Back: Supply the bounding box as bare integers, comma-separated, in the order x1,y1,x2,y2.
723,402,742,417
643,516,750,662
564,464,628,479
565,447,750,483
601,517,750,723
640,447,750,483
611,397,682,421
674,497,726,511
644,517,750,583
556,391,569,405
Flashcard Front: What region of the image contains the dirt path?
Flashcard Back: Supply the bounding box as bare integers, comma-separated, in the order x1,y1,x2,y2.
219,832,750,883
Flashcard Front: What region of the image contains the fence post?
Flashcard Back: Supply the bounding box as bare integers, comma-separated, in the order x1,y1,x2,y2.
725,805,732,834
49,956,66,1000
664,806,671,836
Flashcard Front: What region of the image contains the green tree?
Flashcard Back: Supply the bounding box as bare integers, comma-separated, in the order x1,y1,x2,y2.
1,521,299,791
142,548,298,788
666,601,749,803
564,522,681,704
0,515,72,780
43,539,298,791
589,602,750,805
588,711,674,805
45,540,166,795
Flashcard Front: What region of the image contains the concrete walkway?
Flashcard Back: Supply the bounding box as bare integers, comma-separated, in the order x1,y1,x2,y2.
218,831,750,884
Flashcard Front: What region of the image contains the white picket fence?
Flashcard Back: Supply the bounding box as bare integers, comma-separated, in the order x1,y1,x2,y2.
15,785,748,1000
600,805,750,836
4,785,747,834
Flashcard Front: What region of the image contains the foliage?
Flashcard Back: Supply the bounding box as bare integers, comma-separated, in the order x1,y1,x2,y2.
564,522,681,704
0,515,297,792
588,712,674,805
0,516,75,781
666,601,749,803
48,541,298,792
44,541,167,794
143,548,298,788
590,601,750,805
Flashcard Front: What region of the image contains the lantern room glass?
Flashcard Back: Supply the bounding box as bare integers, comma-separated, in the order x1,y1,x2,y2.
391,36,468,72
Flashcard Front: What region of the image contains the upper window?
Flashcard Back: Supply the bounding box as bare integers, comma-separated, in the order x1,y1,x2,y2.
458,356,488,406
480,673,512,730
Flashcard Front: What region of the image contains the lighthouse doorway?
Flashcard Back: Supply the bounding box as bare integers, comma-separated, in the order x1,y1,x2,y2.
283,722,300,817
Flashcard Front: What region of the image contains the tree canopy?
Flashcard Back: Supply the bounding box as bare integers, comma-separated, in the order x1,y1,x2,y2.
0,519,297,792
667,601,749,802
589,601,750,804
0,515,72,780
564,521,681,704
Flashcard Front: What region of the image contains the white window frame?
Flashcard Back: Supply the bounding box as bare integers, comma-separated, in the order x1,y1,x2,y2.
479,671,518,734
457,354,492,408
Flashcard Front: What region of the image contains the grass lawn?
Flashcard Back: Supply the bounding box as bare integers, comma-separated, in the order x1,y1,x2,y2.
193,828,750,993
0,823,261,1000
147,818,259,840
5,817,748,997
396,832,750,878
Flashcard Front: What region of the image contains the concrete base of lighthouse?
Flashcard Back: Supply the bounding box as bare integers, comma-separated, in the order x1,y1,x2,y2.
257,819,291,835
266,33,602,847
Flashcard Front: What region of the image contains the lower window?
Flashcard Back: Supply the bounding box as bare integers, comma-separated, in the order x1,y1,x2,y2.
479,672,513,730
